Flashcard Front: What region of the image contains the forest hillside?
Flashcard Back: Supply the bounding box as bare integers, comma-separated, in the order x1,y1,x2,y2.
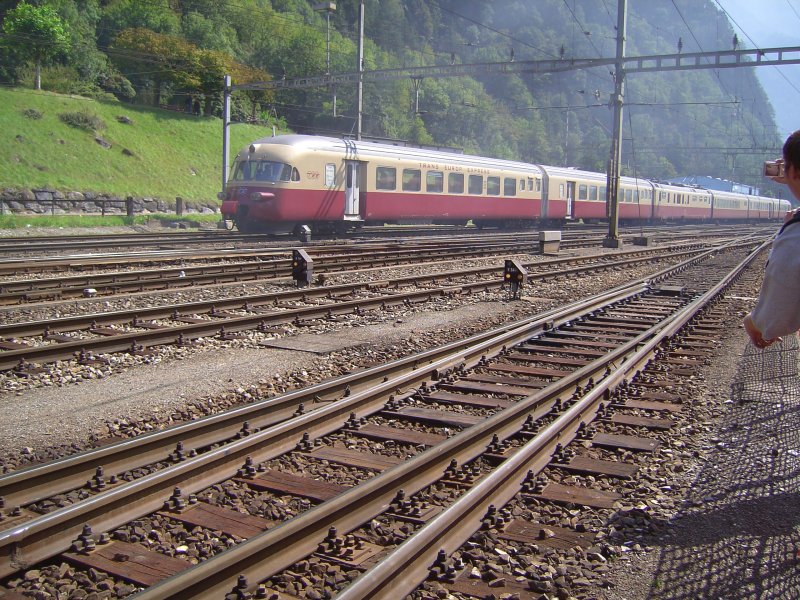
0,0,786,199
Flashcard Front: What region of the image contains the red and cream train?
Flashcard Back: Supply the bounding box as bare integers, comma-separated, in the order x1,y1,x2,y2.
220,134,790,234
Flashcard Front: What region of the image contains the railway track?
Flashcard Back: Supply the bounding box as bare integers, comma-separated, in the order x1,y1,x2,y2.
0,242,726,372
0,237,767,598
0,222,699,256
0,225,760,279
0,237,599,304
0,233,552,277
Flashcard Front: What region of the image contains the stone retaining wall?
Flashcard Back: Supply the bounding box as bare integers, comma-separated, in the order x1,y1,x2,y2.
0,188,218,216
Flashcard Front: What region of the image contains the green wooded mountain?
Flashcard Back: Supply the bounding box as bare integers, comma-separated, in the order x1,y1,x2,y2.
0,0,786,200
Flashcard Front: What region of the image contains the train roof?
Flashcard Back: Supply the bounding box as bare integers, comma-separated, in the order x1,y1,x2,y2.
246,134,545,174
652,180,710,193
537,164,652,187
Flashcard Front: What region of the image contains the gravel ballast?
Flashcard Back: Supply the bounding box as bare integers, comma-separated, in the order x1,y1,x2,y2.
1,234,794,599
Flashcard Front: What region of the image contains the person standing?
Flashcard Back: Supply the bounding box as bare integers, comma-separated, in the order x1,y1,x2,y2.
743,130,800,348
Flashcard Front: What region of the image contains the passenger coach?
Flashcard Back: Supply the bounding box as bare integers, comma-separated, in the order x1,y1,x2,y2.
221,135,546,234
220,134,788,234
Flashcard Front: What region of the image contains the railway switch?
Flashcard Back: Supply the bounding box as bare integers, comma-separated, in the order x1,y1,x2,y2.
503,259,527,299
292,249,314,287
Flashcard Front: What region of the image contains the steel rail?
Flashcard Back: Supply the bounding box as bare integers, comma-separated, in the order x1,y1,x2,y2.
0,243,712,340
0,242,730,510
0,237,757,581
0,232,274,254
0,274,630,508
0,231,547,268
136,252,750,600
0,241,750,371
335,239,769,600
0,225,759,277
0,239,561,304
0,246,714,371
0,280,647,580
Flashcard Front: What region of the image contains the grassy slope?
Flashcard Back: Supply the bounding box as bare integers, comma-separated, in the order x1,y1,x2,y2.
0,87,273,205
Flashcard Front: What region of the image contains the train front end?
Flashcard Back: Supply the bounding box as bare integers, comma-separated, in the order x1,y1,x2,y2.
222,138,314,234
221,142,294,233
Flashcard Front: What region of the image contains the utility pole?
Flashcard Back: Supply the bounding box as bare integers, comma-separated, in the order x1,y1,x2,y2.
412,76,423,114
313,2,335,75
603,0,626,248
356,0,364,140
221,75,231,194
314,2,337,117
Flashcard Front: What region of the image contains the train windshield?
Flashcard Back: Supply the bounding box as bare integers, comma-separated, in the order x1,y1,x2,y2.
232,159,293,182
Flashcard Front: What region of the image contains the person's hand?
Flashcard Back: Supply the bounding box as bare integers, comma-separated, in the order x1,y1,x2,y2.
744,313,778,349
785,207,800,223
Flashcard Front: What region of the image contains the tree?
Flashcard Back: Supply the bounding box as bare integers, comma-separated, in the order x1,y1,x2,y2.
2,2,70,90
98,0,179,48
111,27,268,114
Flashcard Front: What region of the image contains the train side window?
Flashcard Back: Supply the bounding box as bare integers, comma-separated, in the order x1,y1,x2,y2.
291,167,300,182
589,185,598,200
280,164,293,181
600,186,606,199
469,175,483,195
578,184,588,200
402,169,422,192
427,171,444,193
625,189,632,203
634,190,639,203
487,176,501,196
519,179,525,192
536,179,541,192
448,173,465,194
325,163,335,186
376,167,396,190
528,178,534,191
504,178,517,196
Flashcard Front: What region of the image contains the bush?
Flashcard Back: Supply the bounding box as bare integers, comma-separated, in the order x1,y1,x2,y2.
58,110,106,131
22,108,42,119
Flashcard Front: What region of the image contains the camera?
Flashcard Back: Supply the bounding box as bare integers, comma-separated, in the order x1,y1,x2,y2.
764,160,785,178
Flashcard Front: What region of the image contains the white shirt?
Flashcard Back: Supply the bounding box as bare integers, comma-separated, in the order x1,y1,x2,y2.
751,220,800,340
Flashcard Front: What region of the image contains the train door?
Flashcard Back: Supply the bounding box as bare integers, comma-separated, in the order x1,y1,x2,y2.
344,160,361,220
540,170,550,219
566,181,576,218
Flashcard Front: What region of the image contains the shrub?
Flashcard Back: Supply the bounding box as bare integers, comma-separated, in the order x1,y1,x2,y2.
22,108,42,119
58,110,106,131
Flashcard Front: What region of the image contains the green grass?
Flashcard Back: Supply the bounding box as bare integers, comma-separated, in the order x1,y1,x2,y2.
0,87,276,205
0,212,221,229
